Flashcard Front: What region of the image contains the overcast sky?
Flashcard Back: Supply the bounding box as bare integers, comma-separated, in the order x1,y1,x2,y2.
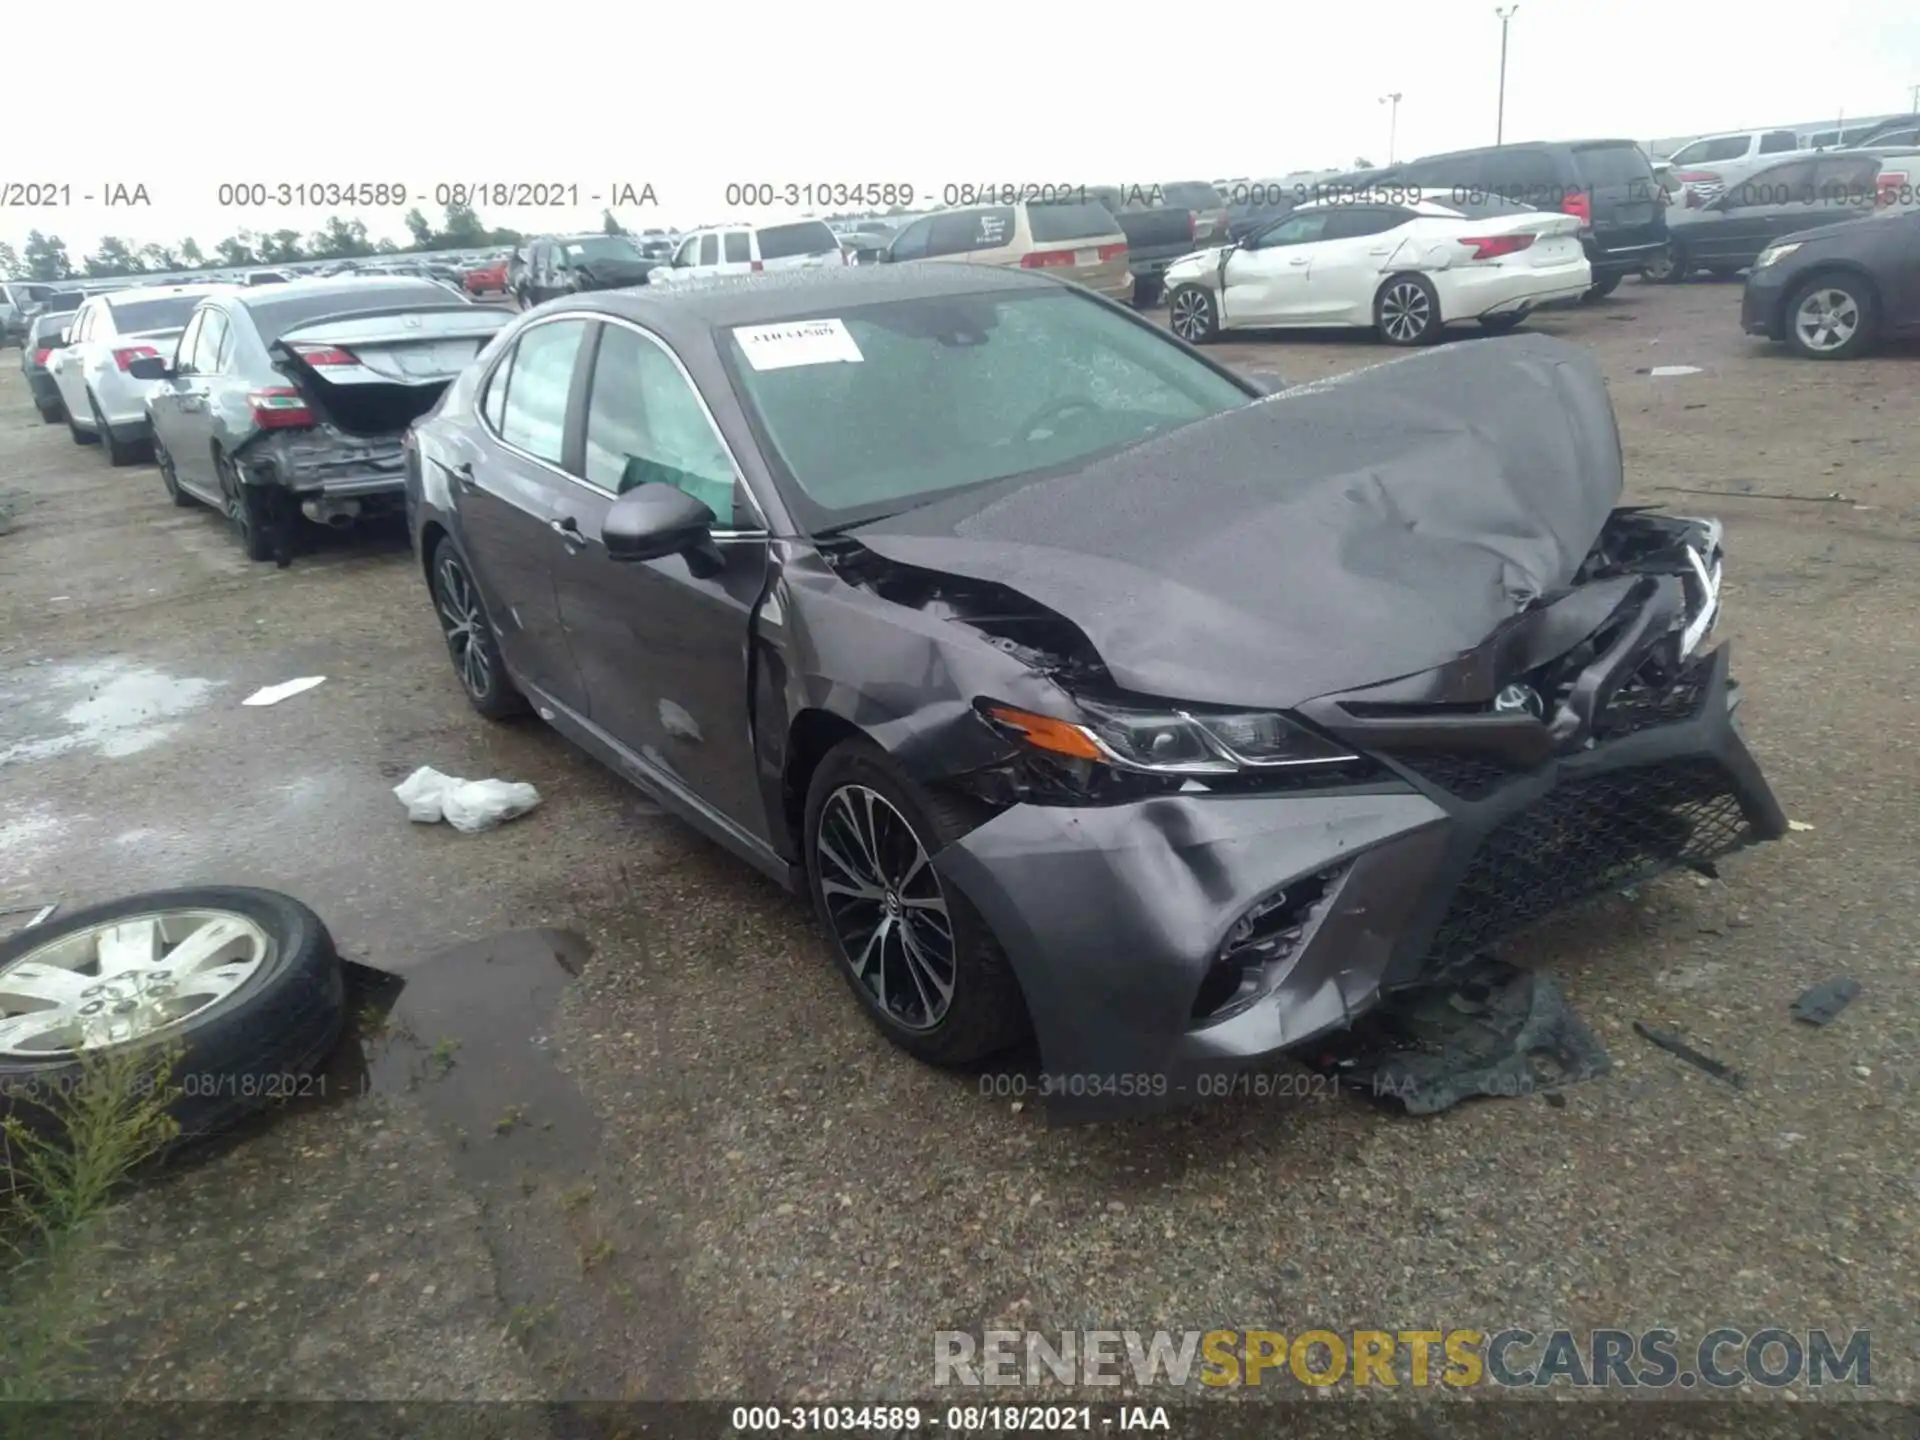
10,0,1918,260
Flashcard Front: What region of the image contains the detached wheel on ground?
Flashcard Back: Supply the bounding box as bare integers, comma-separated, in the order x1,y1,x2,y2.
0,887,347,1143
89,393,145,467
1785,273,1879,360
1375,274,1443,345
1167,284,1220,344
430,535,529,720
803,739,1030,1067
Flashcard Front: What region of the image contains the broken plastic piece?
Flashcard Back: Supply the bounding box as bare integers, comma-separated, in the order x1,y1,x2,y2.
1788,819,1814,832
1632,1020,1745,1088
1792,978,1860,1027
243,676,326,706
1646,365,1703,377
393,765,542,834
1307,957,1611,1115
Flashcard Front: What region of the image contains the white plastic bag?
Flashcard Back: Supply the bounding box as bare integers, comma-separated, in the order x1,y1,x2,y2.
393,765,541,833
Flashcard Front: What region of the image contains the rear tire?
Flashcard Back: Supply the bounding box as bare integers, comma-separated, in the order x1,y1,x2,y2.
217,451,281,564
1478,313,1527,334
91,393,145,467
428,535,529,721
803,739,1030,1066
1131,275,1164,309
1583,273,1623,300
1784,272,1879,360
1375,274,1443,345
1644,242,1689,284
1167,284,1220,344
68,412,100,446
155,436,194,508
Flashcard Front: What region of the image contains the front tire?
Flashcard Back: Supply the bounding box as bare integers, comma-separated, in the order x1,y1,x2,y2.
803,740,1029,1066
1375,274,1443,345
1167,284,1220,344
1644,242,1689,284
68,411,100,446
1784,273,1879,360
429,536,528,720
155,436,194,508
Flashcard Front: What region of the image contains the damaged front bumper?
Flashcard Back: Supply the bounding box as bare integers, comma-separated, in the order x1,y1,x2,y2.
933,642,1784,1122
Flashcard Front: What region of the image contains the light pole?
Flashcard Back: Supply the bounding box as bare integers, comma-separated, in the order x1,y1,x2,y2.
1380,93,1403,163
1495,6,1518,144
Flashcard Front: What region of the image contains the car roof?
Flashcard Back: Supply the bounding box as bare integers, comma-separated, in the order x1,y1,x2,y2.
1296,190,1509,215
103,283,237,303
559,262,1061,332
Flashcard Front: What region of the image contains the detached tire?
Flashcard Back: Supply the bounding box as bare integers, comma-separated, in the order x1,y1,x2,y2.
803,739,1029,1067
0,887,346,1143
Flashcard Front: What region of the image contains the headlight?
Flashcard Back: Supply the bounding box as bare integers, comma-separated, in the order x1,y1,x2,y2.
1754,242,1800,269
983,699,1358,775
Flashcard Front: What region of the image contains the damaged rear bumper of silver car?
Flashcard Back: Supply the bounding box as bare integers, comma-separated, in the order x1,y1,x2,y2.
932,642,1785,1123
247,429,409,501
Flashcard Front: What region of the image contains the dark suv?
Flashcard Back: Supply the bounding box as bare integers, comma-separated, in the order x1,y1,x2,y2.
1369,140,1668,297
515,234,657,308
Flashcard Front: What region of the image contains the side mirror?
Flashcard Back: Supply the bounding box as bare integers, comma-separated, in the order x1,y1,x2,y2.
125,355,172,381
604,481,717,563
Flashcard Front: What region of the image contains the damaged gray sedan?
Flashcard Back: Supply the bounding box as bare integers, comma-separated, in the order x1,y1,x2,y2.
404,264,1786,1118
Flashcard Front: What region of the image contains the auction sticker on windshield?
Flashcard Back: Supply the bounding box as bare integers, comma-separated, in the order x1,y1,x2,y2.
734,319,864,371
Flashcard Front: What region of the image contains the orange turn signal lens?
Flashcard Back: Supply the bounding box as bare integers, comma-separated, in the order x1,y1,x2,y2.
984,705,1105,762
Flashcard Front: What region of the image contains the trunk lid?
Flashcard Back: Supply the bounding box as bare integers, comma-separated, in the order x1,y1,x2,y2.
850,333,1624,711
1573,141,1667,250
270,305,506,437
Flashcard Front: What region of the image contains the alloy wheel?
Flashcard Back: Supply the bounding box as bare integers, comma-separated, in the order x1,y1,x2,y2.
434,552,493,700
1379,281,1432,342
1169,288,1212,342
816,784,956,1031
1793,289,1859,353
0,909,271,1057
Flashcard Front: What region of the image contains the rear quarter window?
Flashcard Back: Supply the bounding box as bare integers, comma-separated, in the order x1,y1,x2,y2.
1573,144,1656,188
756,222,840,260
1029,202,1122,242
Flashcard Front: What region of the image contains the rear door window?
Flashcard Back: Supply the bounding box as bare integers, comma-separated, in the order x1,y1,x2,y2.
723,232,751,263
1672,135,1752,165
886,218,932,261
1813,155,1882,202
1760,130,1801,154
191,310,229,373
1573,143,1655,191
926,211,988,256
1254,211,1336,247
1320,207,1416,239
497,318,588,465
1029,203,1120,242
697,234,719,266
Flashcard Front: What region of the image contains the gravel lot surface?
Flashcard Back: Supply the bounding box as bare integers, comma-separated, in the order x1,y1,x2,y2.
0,277,1913,1416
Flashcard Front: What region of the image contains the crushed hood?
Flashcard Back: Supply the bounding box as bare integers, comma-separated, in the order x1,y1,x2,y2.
852,332,1623,709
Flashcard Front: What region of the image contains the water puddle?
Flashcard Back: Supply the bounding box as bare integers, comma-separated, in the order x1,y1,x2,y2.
0,659,219,767
319,930,687,1398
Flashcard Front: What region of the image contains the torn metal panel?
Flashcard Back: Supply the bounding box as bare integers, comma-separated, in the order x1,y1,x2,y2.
853,333,1625,710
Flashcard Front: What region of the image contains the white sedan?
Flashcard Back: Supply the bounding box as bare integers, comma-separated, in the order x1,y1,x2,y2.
46,283,238,464
1163,191,1592,347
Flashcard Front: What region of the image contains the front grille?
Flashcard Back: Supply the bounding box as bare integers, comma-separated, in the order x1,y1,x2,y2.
1387,752,1515,802
1593,655,1712,739
1424,758,1752,966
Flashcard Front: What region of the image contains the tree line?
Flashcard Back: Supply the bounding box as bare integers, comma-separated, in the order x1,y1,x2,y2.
0,203,635,282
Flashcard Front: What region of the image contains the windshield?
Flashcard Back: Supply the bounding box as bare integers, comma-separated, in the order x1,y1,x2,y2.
757,222,842,259
561,236,644,264
109,295,206,333
722,288,1252,530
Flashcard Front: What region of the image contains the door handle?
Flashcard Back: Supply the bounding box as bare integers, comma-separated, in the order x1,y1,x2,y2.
1288,257,1310,266
549,515,587,549
452,461,478,492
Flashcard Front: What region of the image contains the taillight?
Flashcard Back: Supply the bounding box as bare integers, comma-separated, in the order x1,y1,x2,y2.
287,342,357,367
1459,233,1537,260
1019,249,1077,269
1097,243,1127,262
33,348,52,366
112,345,160,371
1877,170,1909,207
1561,190,1592,225
247,387,315,429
